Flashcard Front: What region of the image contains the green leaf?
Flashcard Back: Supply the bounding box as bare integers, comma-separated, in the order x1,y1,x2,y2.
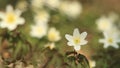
13,41,22,59
66,51,90,68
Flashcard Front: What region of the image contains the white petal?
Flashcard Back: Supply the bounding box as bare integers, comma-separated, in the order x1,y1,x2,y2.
116,40,120,43
15,9,22,16
99,39,105,43
73,28,80,37
67,42,74,46
103,32,108,38
17,18,25,25
74,46,80,51
80,40,88,45
0,12,5,19
80,32,87,39
103,43,109,48
112,43,119,48
8,25,17,31
6,5,14,13
65,34,73,42
0,22,7,28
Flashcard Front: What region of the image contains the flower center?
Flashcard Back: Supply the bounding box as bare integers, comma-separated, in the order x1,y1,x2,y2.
74,38,80,44
108,38,113,44
99,22,110,30
49,33,56,41
6,13,15,23
37,12,48,21
37,27,43,33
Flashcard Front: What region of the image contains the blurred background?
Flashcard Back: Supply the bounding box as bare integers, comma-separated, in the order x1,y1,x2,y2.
0,0,120,68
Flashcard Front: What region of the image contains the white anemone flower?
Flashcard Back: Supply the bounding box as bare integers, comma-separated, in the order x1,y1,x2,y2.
48,27,61,42
15,61,24,68
30,23,48,39
44,0,60,9
45,43,55,50
16,0,28,12
65,28,88,51
0,5,25,31
96,16,113,32
89,60,96,68
34,10,50,25
99,32,120,48
59,1,82,18
31,0,44,9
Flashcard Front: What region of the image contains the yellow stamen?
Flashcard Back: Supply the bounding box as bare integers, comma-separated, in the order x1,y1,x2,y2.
74,38,80,44
37,28,43,33
108,38,113,43
49,33,56,41
6,13,15,23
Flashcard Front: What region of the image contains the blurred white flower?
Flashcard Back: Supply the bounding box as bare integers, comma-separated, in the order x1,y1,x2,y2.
25,65,34,68
0,5,25,31
34,10,50,24
89,60,96,68
7,63,14,68
44,0,60,9
15,61,24,68
96,16,113,32
65,28,88,51
59,1,82,18
99,32,120,48
45,43,55,50
31,0,44,9
30,23,48,39
16,0,28,12
48,27,61,42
